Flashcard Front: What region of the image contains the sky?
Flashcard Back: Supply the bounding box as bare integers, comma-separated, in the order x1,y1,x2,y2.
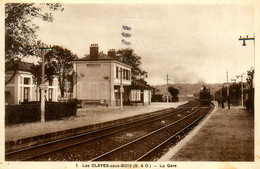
27,2,256,85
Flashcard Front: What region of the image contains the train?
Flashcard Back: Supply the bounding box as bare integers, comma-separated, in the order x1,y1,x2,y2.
199,86,212,105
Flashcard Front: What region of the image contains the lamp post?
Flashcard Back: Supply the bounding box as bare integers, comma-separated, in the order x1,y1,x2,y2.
238,34,255,108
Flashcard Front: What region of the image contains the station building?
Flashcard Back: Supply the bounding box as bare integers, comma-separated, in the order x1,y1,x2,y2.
5,62,59,105
72,44,132,106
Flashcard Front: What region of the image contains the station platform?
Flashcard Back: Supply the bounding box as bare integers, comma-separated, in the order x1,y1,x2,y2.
159,105,254,161
5,102,187,152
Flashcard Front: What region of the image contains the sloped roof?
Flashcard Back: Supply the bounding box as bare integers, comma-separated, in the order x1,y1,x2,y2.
6,62,40,72
10,62,33,72
127,83,154,90
76,52,114,61
74,53,131,68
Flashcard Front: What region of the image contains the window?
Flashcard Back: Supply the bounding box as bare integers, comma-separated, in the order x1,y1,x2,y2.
136,90,140,101
120,68,122,79
24,87,29,102
123,69,126,79
116,67,118,78
131,90,136,101
49,79,53,86
131,90,140,101
126,70,129,80
24,77,30,85
49,89,53,102
129,70,131,80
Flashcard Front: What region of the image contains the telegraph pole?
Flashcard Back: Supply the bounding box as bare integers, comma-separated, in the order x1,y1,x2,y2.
37,43,52,122
120,68,123,110
165,73,170,103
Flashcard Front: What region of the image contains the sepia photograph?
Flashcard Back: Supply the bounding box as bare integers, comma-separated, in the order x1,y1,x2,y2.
1,0,259,169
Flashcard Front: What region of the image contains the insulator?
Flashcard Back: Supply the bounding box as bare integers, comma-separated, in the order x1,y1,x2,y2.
242,40,246,46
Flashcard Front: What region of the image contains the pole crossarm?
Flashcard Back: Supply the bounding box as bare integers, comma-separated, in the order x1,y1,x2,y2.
239,35,255,46
239,35,255,41
239,37,255,41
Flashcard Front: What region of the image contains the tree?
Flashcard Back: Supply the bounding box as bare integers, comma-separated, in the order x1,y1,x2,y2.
67,71,85,99
168,86,179,102
229,83,241,100
246,67,254,113
45,45,78,98
30,62,56,101
246,67,254,90
117,48,147,85
5,3,63,85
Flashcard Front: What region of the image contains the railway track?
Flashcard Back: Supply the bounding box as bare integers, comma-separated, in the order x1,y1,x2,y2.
91,107,210,161
6,101,211,161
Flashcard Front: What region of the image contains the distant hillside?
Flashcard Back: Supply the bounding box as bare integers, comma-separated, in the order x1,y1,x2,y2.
153,83,222,96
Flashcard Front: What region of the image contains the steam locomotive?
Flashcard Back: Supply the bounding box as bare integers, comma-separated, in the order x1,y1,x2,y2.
199,86,212,105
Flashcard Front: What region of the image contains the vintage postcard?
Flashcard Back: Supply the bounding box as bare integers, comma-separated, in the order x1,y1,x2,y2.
1,0,259,169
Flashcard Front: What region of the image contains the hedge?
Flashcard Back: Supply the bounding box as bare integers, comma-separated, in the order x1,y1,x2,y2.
5,102,77,125
246,89,254,114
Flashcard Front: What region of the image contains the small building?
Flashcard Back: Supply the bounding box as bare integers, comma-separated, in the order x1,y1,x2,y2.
72,44,132,106
5,62,59,105
128,84,152,105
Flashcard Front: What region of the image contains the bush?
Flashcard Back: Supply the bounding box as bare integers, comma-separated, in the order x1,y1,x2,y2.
5,104,40,125
45,102,77,121
5,102,77,125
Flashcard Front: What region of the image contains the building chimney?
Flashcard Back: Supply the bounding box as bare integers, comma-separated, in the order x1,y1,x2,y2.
90,44,99,60
108,49,116,59
116,53,121,61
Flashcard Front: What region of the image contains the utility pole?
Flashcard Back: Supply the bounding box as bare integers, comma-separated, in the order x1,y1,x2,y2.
236,74,244,107
120,68,123,110
165,73,170,103
37,43,52,122
226,70,230,109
